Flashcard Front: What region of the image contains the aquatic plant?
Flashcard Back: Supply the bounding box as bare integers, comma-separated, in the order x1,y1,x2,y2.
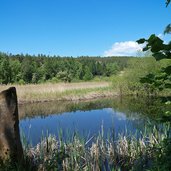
22,123,170,171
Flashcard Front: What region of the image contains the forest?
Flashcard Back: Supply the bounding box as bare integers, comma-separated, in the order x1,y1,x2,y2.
0,52,131,84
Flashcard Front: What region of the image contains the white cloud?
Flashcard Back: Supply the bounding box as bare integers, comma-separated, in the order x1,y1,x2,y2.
104,41,144,57
157,33,164,39
157,33,169,44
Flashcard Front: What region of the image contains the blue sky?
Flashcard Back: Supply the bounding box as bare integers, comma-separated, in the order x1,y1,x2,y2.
0,0,170,56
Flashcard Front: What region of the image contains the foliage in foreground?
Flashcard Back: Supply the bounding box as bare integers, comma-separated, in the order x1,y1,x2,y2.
136,0,171,96
18,124,170,171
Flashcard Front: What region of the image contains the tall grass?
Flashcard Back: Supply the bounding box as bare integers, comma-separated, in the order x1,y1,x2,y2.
22,123,170,171
0,82,114,104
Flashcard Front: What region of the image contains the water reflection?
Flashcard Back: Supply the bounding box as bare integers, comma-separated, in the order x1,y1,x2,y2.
19,96,171,145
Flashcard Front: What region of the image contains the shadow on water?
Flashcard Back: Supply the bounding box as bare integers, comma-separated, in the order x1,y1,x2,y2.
18,98,115,119
19,96,171,121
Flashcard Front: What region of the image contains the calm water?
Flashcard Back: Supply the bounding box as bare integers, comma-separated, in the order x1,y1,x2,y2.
19,96,170,145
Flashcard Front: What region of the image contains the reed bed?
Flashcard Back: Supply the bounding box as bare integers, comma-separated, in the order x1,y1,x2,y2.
0,82,114,104
22,124,170,171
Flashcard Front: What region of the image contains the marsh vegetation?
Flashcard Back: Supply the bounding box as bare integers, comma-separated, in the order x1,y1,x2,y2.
16,96,171,170
0,82,113,104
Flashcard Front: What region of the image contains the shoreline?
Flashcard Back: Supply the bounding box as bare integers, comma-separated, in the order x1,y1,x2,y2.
0,82,118,105
18,93,119,105
18,90,118,105
2,82,169,105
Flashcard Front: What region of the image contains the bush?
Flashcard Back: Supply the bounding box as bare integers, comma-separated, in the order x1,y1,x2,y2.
18,79,25,85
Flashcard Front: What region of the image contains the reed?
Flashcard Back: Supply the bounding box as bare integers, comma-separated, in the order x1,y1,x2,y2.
0,82,115,104
21,123,170,171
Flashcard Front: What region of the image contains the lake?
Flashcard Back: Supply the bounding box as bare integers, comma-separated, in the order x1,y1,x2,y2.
19,96,170,146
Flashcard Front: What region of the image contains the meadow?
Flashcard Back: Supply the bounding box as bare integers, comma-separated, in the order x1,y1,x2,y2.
0,81,115,104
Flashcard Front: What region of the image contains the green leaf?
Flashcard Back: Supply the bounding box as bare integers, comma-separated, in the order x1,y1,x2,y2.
140,73,155,84
155,72,167,80
166,0,171,7
148,34,163,44
153,52,167,61
164,24,171,34
163,66,171,74
137,38,146,44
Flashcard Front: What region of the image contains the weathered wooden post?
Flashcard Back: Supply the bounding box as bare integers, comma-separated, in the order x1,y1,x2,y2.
0,87,23,165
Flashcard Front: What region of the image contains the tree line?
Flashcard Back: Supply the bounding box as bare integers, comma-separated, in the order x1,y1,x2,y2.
0,52,132,84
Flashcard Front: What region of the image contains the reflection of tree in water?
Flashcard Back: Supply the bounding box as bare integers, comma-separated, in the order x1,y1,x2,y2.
111,96,171,120
18,96,171,138
110,96,171,135
19,95,170,159
19,96,171,122
18,98,114,119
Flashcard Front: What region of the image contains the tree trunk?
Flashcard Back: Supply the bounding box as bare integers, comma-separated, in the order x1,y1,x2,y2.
0,87,23,164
